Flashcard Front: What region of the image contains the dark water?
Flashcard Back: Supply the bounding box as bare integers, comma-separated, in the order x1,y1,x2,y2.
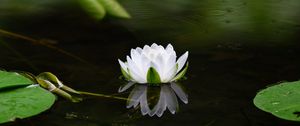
1,0,300,125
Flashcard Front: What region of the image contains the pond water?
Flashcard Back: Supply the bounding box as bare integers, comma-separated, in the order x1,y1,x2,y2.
1,0,300,126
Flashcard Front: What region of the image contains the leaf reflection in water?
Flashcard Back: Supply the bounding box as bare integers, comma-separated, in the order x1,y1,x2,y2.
119,82,188,117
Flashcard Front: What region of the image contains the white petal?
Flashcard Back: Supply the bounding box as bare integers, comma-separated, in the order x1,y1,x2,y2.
127,55,142,74
152,54,164,77
118,59,128,73
151,43,158,49
161,50,170,63
141,54,151,74
167,53,176,65
143,45,151,54
157,45,164,52
136,47,143,54
127,56,146,83
158,45,164,50
130,49,142,69
165,44,173,51
166,44,176,57
176,51,189,73
130,49,138,61
162,64,177,83
164,52,176,71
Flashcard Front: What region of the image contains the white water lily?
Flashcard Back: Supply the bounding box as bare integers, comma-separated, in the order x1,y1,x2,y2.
118,43,189,84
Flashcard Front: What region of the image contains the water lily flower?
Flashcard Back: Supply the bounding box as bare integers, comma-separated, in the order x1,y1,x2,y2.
118,43,189,85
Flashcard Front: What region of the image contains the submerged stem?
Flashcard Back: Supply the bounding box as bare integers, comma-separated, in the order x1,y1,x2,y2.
0,28,93,66
0,29,40,44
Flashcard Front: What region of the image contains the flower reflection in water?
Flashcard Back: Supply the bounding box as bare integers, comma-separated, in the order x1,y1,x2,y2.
119,82,188,117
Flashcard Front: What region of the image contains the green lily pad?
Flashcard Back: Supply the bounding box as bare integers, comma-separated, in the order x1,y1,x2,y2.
0,71,32,89
0,70,56,124
98,0,131,18
78,0,130,20
254,81,300,121
78,0,106,20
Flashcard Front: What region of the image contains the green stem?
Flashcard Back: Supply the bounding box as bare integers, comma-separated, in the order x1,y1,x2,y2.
0,28,93,66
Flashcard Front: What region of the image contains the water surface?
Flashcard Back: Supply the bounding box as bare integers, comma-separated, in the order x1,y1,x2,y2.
1,0,300,125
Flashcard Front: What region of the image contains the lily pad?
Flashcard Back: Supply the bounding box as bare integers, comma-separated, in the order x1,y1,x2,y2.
254,81,300,121
78,0,106,20
98,0,131,18
0,71,32,89
0,71,56,124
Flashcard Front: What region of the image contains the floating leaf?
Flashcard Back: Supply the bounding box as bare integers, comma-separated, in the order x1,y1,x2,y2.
78,0,106,20
98,0,131,18
0,71,32,89
0,71,56,124
254,81,300,121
